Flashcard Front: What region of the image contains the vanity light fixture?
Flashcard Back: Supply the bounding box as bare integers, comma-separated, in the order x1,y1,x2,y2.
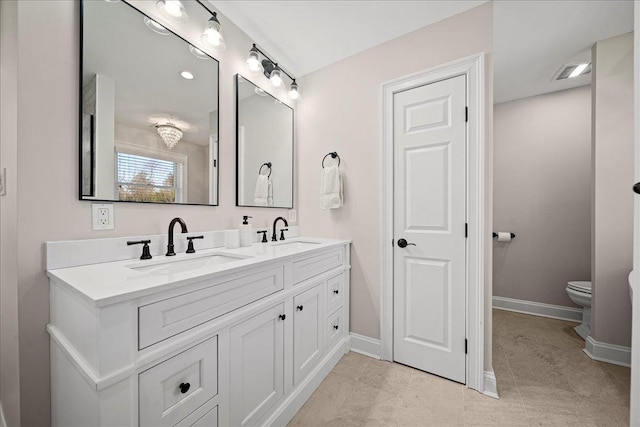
180,71,194,80
288,80,300,100
245,45,263,74
155,123,183,149
188,45,209,60
144,17,170,35
156,0,188,23
247,44,300,100
201,13,226,51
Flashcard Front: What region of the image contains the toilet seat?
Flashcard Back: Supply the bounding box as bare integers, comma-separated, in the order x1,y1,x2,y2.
567,281,591,294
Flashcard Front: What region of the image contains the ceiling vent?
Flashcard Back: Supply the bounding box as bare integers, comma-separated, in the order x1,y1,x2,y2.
554,63,592,81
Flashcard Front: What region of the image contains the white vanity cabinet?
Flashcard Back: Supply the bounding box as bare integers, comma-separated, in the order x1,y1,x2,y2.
47,239,350,427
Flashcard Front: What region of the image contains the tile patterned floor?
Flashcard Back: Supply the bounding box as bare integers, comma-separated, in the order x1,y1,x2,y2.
289,309,631,426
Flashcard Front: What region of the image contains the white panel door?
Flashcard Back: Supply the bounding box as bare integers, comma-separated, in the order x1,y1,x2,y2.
393,75,467,383
293,284,324,385
229,304,285,427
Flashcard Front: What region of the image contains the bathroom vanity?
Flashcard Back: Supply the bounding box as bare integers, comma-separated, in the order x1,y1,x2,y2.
46,234,350,426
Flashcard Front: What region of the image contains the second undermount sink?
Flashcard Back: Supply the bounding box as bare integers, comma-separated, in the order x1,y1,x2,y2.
269,240,322,252
129,253,251,276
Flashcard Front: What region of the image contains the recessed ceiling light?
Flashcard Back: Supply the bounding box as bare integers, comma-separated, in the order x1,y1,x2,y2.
144,17,170,35
180,71,194,80
569,63,590,78
188,45,208,60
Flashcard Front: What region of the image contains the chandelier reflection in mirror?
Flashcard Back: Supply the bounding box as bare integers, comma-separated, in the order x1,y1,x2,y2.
155,123,183,149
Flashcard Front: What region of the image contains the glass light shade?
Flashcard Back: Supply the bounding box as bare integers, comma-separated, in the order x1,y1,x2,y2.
188,45,209,60
156,123,183,149
270,68,283,88
288,81,300,100
201,16,226,51
156,0,188,23
254,87,267,97
144,17,170,35
245,50,263,74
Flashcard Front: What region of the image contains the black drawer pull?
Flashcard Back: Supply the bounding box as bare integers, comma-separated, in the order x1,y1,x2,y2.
279,314,286,321
179,382,190,394
296,305,304,311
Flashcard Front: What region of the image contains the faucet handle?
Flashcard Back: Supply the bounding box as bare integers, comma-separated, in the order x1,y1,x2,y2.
186,235,204,254
127,240,152,260
279,228,288,241
257,230,268,243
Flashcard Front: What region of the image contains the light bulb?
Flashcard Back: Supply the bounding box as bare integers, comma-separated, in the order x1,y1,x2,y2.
156,0,188,23
270,68,283,88
201,15,226,51
245,48,263,74
288,81,300,100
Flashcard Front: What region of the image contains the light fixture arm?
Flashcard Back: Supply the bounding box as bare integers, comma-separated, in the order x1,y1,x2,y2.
250,43,296,82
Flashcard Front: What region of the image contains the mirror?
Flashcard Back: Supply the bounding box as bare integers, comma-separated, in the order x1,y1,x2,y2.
236,75,294,208
80,0,219,205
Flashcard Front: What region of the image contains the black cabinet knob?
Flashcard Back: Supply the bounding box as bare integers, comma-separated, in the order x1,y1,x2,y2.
333,289,339,295
279,314,286,321
296,305,304,311
634,182,640,194
333,325,339,330
179,382,190,394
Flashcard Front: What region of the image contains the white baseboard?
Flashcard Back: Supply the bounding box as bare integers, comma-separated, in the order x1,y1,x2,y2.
483,370,499,399
349,333,381,359
0,401,6,427
584,336,631,367
493,296,583,322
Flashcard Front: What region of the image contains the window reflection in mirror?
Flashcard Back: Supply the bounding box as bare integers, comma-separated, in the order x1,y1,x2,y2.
236,75,294,208
80,0,219,205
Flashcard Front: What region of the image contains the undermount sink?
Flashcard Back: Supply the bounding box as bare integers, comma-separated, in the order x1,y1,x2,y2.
130,253,250,276
269,240,322,252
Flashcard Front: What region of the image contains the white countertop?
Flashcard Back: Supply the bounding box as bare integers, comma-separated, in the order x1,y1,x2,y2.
47,237,350,307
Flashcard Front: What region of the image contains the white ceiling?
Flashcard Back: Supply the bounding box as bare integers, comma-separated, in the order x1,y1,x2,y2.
210,0,634,104
494,0,633,103
211,1,486,77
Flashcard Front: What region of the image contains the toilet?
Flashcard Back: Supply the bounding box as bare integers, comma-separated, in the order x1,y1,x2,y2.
566,281,591,340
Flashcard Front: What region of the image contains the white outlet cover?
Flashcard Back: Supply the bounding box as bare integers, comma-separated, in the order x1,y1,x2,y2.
92,203,114,230
288,209,297,224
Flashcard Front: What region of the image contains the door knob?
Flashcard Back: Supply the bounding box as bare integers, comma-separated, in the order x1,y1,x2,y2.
634,182,640,194
397,238,416,248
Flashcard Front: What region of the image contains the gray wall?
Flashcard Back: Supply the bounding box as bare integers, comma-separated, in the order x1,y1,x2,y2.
591,32,634,348
493,86,592,307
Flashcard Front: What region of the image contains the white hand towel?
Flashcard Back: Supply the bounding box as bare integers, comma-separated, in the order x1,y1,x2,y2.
254,174,270,206
320,165,343,209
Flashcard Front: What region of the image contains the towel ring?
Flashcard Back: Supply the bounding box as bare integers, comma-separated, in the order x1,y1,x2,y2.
259,162,272,178
322,152,340,168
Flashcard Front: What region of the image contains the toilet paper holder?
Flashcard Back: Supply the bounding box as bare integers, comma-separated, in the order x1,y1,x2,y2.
493,232,516,239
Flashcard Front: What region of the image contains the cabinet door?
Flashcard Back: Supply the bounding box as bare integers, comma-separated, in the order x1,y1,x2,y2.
229,304,285,427
293,284,324,386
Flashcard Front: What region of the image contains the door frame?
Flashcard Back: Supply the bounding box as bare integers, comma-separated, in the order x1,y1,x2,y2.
380,53,486,393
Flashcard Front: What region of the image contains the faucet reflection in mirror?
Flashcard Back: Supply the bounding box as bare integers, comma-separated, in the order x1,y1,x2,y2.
80,0,219,205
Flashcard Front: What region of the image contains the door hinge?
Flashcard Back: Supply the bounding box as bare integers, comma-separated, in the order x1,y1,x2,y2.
465,107,468,123
465,339,468,354
465,223,468,238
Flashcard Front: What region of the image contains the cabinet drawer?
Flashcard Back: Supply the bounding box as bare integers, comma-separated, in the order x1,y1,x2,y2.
139,337,218,427
174,403,218,427
326,308,344,352
292,249,344,284
326,273,344,313
139,266,284,349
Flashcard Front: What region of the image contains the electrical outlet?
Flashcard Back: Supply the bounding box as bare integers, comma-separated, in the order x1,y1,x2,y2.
288,209,297,224
92,203,114,230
